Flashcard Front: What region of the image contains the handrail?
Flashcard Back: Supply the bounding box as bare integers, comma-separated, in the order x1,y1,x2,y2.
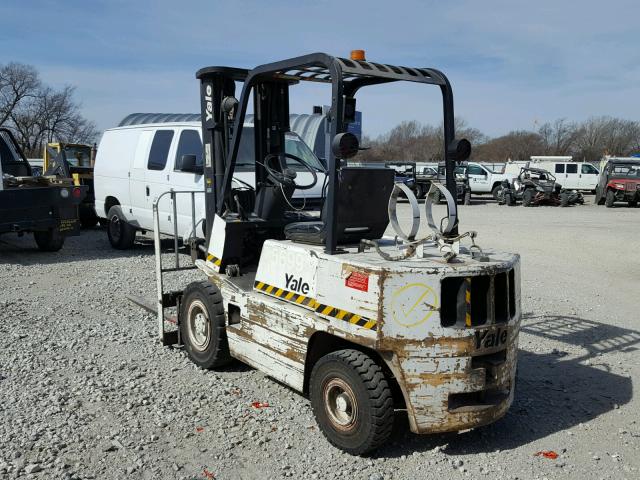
152,189,205,342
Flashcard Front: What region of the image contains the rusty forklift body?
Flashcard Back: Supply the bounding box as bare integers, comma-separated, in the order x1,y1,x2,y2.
144,53,521,454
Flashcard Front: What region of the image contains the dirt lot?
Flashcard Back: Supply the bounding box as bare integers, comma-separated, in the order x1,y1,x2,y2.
1,196,639,480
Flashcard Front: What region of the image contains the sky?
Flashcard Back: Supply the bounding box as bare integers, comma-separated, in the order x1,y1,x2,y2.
1,0,639,138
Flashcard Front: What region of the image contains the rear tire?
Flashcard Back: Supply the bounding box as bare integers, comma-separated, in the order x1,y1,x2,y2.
629,200,638,207
605,190,615,208
34,228,64,252
309,349,394,455
522,189,534,207
560,192,569,207
180,281,231,369
106,206,136,249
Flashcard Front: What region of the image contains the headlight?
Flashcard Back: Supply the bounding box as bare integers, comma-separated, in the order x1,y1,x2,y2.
60,188,70,198
614,183,625,189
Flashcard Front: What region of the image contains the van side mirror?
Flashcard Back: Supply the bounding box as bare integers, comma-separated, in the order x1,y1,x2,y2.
178,154,202,174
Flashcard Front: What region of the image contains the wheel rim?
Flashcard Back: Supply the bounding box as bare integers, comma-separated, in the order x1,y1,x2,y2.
187,300,210,351
109,215,121,242
323,378,358,432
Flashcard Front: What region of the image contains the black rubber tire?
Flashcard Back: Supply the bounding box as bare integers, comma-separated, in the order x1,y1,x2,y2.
106,206,136,249
34,228,65,252
522,189,534,207
605,189,615,208
629,200,638,208
560,192,569,207
180,281,231,369
79,206,99,228
463,190,471,205
491,184,503,202
309,349,394,455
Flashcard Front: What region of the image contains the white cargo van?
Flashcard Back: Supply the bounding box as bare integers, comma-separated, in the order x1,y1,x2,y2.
94,120,327,249
529,156,599,191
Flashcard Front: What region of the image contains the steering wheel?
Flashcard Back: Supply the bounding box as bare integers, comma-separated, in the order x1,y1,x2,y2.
263,153,318,190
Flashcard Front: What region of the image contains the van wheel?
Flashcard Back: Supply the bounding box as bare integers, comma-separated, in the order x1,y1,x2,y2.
106,206,136,249
605,190,615,208
310,349,394,455
34,228,64,252
180,281,231,369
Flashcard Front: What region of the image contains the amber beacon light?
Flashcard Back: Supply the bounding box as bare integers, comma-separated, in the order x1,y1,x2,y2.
350,50,366,61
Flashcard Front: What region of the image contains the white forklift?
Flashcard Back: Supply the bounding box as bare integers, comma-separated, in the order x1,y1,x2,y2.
143,52,521,454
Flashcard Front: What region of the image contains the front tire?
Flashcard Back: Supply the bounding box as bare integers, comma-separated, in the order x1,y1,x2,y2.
309,349,394,455
491,184,503,201
605,189,615,208
560,192,569,207
34,228,64,252
180,281,231,369
106,206,136,249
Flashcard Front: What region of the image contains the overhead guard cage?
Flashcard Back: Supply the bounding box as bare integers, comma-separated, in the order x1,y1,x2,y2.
196,53,458,254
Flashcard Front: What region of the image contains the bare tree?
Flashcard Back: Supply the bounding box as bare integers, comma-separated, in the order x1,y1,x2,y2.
0,63,41,127
538,118,578,155
0,62,97,157
572,116,640,162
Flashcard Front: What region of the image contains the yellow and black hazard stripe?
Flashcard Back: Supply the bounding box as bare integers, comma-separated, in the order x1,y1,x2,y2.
206,253,222,267
465,277,472,327
254,281,377,331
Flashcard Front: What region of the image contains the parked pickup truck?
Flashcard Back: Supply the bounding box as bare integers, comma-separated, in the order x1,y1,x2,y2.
467,162,515,200
1,128,87,251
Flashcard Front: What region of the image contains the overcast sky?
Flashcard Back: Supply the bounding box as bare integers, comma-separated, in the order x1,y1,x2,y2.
1,0,639,138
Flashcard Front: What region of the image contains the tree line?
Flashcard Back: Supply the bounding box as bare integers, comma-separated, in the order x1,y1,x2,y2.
0,62,97,157
359,117,640,164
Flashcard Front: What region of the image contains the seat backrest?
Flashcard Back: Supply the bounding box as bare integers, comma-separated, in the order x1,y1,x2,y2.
329,167,395,243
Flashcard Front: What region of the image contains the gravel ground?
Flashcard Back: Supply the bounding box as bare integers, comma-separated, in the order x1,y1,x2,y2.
1,195,639,480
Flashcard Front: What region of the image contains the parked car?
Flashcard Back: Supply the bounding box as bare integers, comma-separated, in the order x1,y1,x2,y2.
499,167,583,207
386,161,437,198
435,163,471,205
594,158,640,207
466,162,515,200
94,120,327,249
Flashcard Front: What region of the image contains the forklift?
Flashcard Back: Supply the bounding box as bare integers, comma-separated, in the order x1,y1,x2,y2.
43,142,98,227
143,52,521,454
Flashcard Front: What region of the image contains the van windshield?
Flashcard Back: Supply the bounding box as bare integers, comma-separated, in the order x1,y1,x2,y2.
236,128,325,172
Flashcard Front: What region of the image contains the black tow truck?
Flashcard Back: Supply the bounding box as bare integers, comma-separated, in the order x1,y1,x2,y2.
0,128,87,251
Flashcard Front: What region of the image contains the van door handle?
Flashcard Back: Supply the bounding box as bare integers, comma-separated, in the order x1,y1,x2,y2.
146,186,150,196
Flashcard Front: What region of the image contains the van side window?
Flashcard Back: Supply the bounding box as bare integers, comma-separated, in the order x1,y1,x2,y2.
175,130,202,169
147,130,174,171
582,164,598,174
555,164,565,173
566,164,577,174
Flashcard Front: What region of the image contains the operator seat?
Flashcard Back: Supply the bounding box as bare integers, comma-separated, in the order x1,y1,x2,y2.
284,167,395,245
